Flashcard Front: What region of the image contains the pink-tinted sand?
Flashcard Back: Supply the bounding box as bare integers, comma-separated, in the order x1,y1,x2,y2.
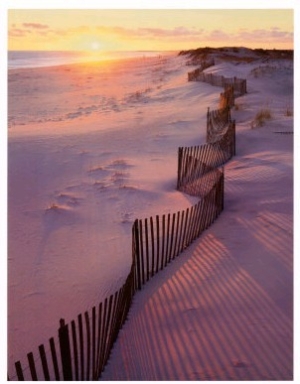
8,50,294,379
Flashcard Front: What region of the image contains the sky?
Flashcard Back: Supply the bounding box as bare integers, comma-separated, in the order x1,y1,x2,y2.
7,8,294,52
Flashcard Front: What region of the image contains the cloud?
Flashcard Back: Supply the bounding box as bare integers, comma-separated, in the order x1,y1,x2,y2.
22,23,49,29
8,28,28,37
94,25,292,46
9,24,89,39
236,28,293,43
8,22,292,49
95,25,205,42
208,29,230,41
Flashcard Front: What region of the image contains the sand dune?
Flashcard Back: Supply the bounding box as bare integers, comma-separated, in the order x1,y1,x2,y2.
8,48,293,379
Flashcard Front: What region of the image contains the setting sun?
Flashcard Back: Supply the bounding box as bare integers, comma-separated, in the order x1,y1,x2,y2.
90,41,102,51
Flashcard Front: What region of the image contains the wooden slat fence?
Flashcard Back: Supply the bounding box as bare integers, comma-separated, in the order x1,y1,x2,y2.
132,168,224,289
206,106,231,142
188,66,247,96
178,121,235,191
187,58,215,78
8,57,243,381
220,85,235,109
9,266,135,381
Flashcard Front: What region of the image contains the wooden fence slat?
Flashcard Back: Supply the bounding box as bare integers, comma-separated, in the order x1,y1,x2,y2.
71,320,79,381
131,224,137,290
155,215,160,273
49,337,60,381
204,194,211,230
202,194,211,230
58,320,73,381
182,208,189,250
92,307,96,380
27,352,38,381
95,302,103,379
110,288,125,345
173,211,180,259
180,148,185,186
39,344,50,381
177,210,185,255
139,219,145,285
161,215,166,270
165,213,171,267
187,147,193,184
198,199,206,235
145,218,150,282
98,298,108,374
177,147,183,189
187,205,196,245
15,361,24,381
78,314,85,381
84,311,91,380
168,213,176,263
107,291,120,349
150,216,155,277
108,290,120,346
103,295,114,367
187,205,196,244
120,269,134,325
182,148,189,185
194,201,202,238
217,173,223,215
103,293,118,369
133,219,141,290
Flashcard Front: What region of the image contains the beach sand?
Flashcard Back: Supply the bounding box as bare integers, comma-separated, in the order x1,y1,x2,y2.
7,50,293,379
101,91,293,381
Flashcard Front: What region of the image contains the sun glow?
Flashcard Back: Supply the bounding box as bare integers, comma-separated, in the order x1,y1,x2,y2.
90,41,102,51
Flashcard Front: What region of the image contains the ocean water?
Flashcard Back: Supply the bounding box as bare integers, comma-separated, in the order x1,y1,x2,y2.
8,50,176,129
8,50,166,69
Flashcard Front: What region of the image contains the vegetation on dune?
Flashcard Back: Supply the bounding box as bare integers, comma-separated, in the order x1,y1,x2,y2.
251,108,272,128
178,47,293,62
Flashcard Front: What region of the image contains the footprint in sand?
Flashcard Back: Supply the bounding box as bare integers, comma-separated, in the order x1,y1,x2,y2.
45,191,83,214
55,192,82,207
89,158,134,191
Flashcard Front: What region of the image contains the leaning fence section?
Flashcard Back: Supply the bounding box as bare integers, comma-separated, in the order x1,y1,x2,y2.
9,173,225,381
177,115,235,192
133,79,236,296
206,106,232,142
8,57,244,381
132,168,224,290
187,58,215,77
188,64,247,97
9,267,136,381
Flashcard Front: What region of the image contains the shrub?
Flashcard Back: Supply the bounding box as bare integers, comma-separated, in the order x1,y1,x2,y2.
251,108,272,128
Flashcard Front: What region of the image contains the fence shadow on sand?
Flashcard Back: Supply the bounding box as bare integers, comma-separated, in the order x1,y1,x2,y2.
8,60,241,381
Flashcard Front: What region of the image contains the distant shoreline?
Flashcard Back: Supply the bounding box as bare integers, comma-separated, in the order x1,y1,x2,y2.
7,50,176,70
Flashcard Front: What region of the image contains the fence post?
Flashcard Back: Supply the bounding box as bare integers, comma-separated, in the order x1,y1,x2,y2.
177,147,182,190
133,219,142,290
232,121,236,156
206,107,210,132
59,318,73,380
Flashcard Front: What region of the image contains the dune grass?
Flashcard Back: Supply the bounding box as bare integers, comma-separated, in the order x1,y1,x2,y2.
251,108,272,128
